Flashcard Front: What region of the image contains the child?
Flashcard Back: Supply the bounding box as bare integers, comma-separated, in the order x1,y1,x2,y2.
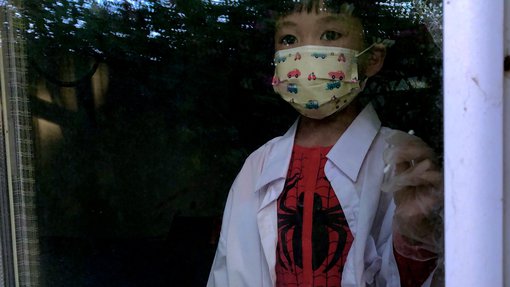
207,1,443,286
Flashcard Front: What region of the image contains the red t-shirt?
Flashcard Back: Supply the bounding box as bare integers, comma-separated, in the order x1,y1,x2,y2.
275,145,437,287
275,145,353,287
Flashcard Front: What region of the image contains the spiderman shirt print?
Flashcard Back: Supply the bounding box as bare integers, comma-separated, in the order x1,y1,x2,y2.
276,145,353,287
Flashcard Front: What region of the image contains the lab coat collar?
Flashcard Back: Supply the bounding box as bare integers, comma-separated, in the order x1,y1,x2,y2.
254,103,381,192
327,103,381,182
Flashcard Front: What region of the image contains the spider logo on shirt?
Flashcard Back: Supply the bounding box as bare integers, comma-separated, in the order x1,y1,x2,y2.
277,172,349,272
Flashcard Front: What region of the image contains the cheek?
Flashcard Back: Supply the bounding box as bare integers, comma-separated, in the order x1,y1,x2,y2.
274,42,285,51
356,56,369,77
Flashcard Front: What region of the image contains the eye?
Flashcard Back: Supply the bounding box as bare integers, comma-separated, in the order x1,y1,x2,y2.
279,34,298,46
320,30,342,41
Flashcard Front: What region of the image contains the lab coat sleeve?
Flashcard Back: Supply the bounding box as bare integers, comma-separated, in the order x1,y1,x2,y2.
375,198,400,287
376,200,436,287
206,142,272,287
207,184,234,287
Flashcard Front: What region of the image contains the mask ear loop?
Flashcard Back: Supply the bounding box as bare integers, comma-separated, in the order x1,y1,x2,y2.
354,42,376,86
355,43,376,58
355,39,396,57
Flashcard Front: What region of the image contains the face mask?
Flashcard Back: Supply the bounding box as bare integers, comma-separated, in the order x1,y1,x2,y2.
272,45,366,120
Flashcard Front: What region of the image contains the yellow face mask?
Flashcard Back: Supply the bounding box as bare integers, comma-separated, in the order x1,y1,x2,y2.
272,45,365,119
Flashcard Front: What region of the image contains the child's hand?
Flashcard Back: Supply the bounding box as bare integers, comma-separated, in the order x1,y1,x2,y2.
381,130,443,259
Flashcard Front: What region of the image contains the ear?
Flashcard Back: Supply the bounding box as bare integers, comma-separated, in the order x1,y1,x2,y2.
364,44,386,77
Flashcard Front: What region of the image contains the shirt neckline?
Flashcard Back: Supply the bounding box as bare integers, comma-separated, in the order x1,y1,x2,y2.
293,144,333,153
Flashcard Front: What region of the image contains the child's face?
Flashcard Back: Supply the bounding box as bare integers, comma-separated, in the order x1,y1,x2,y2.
274,10,365,52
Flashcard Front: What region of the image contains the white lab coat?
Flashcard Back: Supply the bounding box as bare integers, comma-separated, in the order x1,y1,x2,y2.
207,104,434,287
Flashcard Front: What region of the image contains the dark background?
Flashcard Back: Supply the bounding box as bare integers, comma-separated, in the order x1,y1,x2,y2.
21,0,442,285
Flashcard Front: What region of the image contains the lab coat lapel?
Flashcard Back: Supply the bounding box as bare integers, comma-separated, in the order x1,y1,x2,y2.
325,104,381,236
256,120,297,286
325,104,382,286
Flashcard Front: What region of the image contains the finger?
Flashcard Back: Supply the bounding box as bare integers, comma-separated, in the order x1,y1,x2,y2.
394,185,440,209
383,144,436,166
384,160,440,192
385,130,425,146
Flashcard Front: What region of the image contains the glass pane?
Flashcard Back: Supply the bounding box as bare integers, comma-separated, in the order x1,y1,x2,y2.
2,0,443,285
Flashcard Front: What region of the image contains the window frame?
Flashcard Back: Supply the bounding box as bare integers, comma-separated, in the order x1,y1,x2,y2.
444,0,506,286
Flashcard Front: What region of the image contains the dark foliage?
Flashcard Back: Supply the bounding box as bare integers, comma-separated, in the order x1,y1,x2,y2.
22,0,441,238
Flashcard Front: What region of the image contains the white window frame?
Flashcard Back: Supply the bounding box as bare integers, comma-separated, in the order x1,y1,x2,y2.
444,1,507,286
505,1,510,286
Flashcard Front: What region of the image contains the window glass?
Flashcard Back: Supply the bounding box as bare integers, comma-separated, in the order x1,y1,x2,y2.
1,0,443,285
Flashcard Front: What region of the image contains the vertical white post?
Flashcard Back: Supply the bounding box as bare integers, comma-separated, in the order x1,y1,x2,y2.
504,1,510,285
444,1,504,286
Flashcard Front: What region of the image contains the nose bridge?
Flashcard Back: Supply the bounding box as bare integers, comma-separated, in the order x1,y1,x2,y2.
301,31,320,46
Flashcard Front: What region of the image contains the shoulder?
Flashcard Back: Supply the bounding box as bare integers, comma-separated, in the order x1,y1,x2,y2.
247,135,285,162
376,126,396,147
221,135,290,225
350,125,394,159
235,135,287,182
235,120,297,182
364,126,407,165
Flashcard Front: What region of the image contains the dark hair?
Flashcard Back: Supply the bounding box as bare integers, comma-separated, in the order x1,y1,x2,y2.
270,0,362,17
259,0,386,46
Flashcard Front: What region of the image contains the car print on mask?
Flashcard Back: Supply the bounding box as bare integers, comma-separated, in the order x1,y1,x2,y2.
294,52,302,60
287,83,298,94
272,76,281,86
305,100,319,109
275,55,287,63
326,80,341,90
343,76,359,83
287,69,301,78
311,52,327,59
308,72,317,81
338,53,346,62
328,71,345,80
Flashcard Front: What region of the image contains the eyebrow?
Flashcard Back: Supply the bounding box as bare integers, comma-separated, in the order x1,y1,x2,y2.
275,20,297,31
